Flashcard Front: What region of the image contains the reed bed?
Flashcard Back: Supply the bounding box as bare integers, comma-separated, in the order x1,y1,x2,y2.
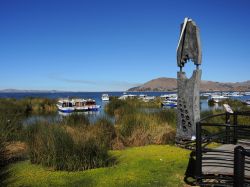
105,98,176,147
0,128,10,186
25,116,116,171
0,98,57,116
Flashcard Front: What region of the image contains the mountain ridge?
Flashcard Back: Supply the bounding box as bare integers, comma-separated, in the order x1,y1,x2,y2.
128,77,250,92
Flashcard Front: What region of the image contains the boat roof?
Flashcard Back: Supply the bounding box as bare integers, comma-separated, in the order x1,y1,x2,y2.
58,98,72,103
71,98,86,102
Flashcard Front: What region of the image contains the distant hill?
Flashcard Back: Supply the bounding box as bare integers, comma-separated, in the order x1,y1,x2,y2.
0,89,61,93
128,77,250,92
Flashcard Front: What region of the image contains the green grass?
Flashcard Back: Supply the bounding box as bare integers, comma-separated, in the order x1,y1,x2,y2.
9,145,190,187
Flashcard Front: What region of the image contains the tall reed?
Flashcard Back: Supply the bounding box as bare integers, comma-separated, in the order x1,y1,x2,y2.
105,98,177,146
0,126,10,186
26,116,115,171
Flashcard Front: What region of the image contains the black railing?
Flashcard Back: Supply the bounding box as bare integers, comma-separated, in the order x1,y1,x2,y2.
234,146,250,187
195,111,250,186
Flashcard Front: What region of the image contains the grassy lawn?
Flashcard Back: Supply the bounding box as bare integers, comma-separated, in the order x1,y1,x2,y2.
9,145,190,187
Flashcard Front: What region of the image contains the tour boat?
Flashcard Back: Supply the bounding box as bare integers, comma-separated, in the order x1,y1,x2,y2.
85,99,101,111
57,99,75,113
101,94,109,101
57,98,100,113
72,98,88,111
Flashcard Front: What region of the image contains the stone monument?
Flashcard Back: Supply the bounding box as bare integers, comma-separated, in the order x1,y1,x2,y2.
176,18,202,142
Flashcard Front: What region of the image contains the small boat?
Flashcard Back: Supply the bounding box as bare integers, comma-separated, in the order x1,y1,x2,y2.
160,93,177,99
139,94,147,99
243,92,250,96
200,92,212,97
72,98,88,111
138,94,155,102
162,97,177,107
57,99,75,113
228,92,243,97
143,96,155,102
101,94,109,101
244,100,250,105
209,95,229,103
85,99,101,111
119,94,136,100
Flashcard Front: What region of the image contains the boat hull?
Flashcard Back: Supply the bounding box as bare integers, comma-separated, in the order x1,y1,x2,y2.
74,105,101,112
58,108,75,113
162,102,177,107
102,98,109,101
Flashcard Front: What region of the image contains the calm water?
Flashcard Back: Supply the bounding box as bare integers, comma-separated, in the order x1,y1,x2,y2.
1,91,249,124
0,91,175,114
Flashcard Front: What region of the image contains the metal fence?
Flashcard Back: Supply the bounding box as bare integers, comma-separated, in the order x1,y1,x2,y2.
195,111,250,186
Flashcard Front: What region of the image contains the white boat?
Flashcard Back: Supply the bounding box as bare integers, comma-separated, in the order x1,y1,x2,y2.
85,99,101,111
243,92,250,96
228,92,243,97
160,93,177,99
139,94,147,99
72,98,88,111
200,92,212,97
244,100,250,105
138,94,155,102
101,94,109,101
143,96,155,102
57,98,100,113
57,99,75,113
162,97,177,107
210,95,229,103
118,94,136,100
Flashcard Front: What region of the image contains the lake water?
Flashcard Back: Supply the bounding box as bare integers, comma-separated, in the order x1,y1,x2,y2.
0,91,174,114
1,91,249,124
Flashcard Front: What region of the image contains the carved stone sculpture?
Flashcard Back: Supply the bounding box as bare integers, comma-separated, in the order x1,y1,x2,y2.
177,18,202,68
176,18,202,142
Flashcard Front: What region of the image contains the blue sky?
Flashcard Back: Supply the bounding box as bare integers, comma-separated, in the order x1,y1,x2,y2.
0,0,250,91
